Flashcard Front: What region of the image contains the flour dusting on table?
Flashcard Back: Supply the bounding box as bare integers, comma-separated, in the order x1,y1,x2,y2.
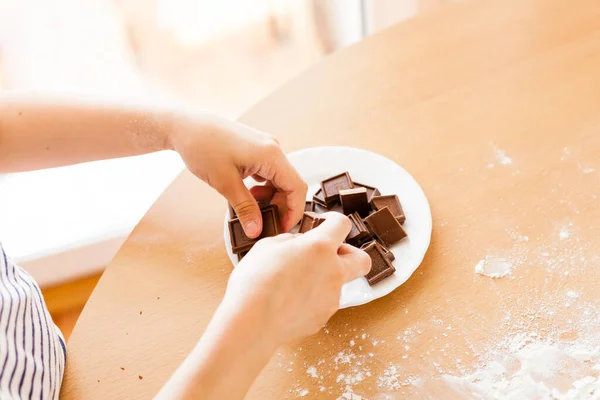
488,143,514,167
277,149,600,398
475,256,513,278
443,332,600,399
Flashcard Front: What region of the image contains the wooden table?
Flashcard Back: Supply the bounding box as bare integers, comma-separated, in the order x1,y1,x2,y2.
61,0,600,398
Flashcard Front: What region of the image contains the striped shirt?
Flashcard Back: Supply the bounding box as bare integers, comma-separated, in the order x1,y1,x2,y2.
0,243,65,399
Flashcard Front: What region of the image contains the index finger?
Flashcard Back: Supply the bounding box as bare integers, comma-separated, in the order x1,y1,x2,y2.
301,212,352,246
270,153,308,231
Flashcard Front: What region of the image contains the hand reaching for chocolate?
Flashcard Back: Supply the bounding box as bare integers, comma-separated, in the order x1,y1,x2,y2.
156,213,371,400
227,212,371,343
170,114,307,238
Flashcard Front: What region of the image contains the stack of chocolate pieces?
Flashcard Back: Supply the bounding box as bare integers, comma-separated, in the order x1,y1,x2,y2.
300,172,407,286
227,171,407,286
228,204,282,261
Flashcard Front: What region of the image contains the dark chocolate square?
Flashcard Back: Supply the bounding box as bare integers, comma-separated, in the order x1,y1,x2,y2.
299,211,325,233
320,172,354,206
353,182,381,203
361,241,396,285
229,205,281,254
340,187,370,217
304,201,313,212
363,206,407,248
371,195,405,224
299,212,317,233
313,188,327,207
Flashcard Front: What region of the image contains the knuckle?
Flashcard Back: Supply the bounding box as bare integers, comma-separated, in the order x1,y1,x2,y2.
263,138,281,155
311,238,331,253
267,135,280,146
233,199,257,218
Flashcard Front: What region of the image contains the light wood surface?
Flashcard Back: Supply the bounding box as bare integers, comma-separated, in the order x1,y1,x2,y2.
42,274,101,340
61,0,600,398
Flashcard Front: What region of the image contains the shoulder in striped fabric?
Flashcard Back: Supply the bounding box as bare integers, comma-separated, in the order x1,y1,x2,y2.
0,243,65,399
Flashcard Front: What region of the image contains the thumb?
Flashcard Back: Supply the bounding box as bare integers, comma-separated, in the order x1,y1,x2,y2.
222,178,263,239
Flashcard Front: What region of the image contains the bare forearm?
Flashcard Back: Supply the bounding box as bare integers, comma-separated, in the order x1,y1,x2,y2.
0,93,175,172
155,298,278,400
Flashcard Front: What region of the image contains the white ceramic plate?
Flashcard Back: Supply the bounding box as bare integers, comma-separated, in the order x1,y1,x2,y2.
223,146,432,308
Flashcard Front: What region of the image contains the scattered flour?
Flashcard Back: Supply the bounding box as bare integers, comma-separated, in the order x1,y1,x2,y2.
566,291,580,299
489,143,514,166
475,256,513,278
495,150,513,165
280,215,598,399
560,229,571,239
443,333,600,399
337,393,366,400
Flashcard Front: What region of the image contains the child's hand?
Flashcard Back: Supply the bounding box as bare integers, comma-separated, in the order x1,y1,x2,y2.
155,214,371,400
221,212,371,345
170,115,307,238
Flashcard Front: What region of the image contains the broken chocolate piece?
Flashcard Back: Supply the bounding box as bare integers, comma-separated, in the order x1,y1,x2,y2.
321,172,354,206
229,205,281,254
363,207,407,247
305,201,313,212
313,188,327,207
361,241,396,285
299,212,317,233
299,211,325,233
346,212,371,246
312,217,325,229
371,195,405,224
340,187,370,217
354,182,381,203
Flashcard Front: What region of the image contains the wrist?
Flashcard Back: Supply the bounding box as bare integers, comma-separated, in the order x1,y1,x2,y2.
160,108,179,152
168,297,278,400
164,109,218,154
215,293,282,355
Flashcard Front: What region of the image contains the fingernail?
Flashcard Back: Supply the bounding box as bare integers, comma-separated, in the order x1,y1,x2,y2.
245,221,260,237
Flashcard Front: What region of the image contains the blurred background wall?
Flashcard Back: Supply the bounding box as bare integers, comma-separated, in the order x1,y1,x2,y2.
0,0,453,112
